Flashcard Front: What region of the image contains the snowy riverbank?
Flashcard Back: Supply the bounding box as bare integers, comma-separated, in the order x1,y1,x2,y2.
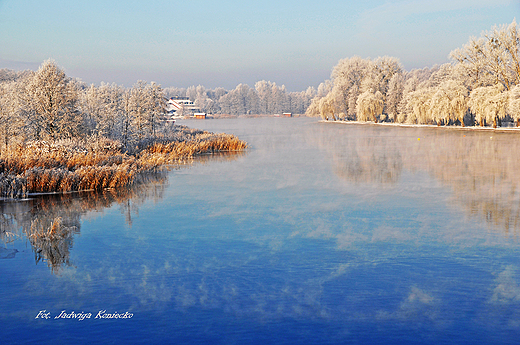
319,120,520,132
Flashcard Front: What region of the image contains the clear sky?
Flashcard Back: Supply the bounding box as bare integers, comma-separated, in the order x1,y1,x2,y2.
0,0,518,91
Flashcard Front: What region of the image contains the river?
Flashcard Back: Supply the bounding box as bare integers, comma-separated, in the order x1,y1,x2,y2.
1,117,520,344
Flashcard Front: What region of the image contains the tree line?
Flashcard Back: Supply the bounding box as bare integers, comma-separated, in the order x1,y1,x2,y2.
163,81,316,116
0,61,317,151
306,20,520,128
0,60,166,149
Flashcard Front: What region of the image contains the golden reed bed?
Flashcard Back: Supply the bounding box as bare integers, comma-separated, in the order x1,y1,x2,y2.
0,127,247,199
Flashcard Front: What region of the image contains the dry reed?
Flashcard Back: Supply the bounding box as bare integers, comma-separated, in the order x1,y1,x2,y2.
0,126,247,198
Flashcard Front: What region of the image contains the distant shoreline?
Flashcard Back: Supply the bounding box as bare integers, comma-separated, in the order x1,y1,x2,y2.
180,114,304,119
319,120,520,132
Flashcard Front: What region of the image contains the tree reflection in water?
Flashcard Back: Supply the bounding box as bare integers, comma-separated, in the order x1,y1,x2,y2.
0,150,246,273
309,123,520,235
27,217,77,274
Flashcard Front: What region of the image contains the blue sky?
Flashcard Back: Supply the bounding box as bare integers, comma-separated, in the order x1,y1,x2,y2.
0,0,518,91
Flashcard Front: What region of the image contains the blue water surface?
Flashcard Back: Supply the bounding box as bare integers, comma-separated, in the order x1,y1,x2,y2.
1,117,520,344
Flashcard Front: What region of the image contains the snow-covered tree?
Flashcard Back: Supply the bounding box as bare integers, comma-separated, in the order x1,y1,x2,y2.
255,80,271,114
163,87,186,99
287,87,316,114
451,20,520,91
99,83,124,139
219,84,256,115
330,56,372,115
128,80,148,140
468,84,508,127
120,89,133,148
430,80,469,126
22,60,82,140
356,89,384,122
508,85,520,126
145,82,165,138
319,93,337,121
317,80,333,98
405,88,434,124
305,97,321,117
386,73,405,121
0,81,23,148
81,84,103,136
81,82,125,139
124,80,165,140
366,56,403,96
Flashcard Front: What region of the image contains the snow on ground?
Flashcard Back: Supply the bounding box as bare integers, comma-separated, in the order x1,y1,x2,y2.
319,120,520,132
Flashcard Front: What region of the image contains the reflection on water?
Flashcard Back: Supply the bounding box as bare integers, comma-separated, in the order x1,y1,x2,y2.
0,151,246,273
309,122,520,235
0,174,166,273
27,217,78,274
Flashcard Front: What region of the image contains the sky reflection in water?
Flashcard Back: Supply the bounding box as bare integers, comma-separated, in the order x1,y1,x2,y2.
1,117,520,344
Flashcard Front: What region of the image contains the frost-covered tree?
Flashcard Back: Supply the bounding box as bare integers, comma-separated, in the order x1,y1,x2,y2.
120,89,133,148
305,97,321,117
285,91,304,115
145,82,165,138
271,83,288,114
99,83,124,139
405,88,434,124
346,84,360,118
317,80,333,98
212,87,227,101
386,73,405,121
0,69,32,83
189,85,210,113
365,56,403,96
430,80,469,126
319,93,337,121
0,81,23,148
423,63,458,88
128,80,148,140
287,87,316,115
508,85,520,126
219,84,255,115
22,60,82,140
451,20,520,91
81,84,103,136
468,85,508,127
124,80,165,140
356,89,384,122
486,88,509,128
163,87,186,99
81,82,125,139
450,37,490,89
255,80,271,114
320,56,403,121
330,56,372,115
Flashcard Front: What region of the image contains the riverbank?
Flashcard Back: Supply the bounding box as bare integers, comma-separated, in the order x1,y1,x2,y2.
320,120,520,132
0,125,248,199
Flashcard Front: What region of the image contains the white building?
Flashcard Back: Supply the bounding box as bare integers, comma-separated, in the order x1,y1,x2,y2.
166,97,206,118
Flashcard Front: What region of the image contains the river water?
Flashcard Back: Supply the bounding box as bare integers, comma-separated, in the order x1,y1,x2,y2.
1,117,520,344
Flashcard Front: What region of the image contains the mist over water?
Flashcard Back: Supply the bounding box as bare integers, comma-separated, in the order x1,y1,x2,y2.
1,117,520,344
